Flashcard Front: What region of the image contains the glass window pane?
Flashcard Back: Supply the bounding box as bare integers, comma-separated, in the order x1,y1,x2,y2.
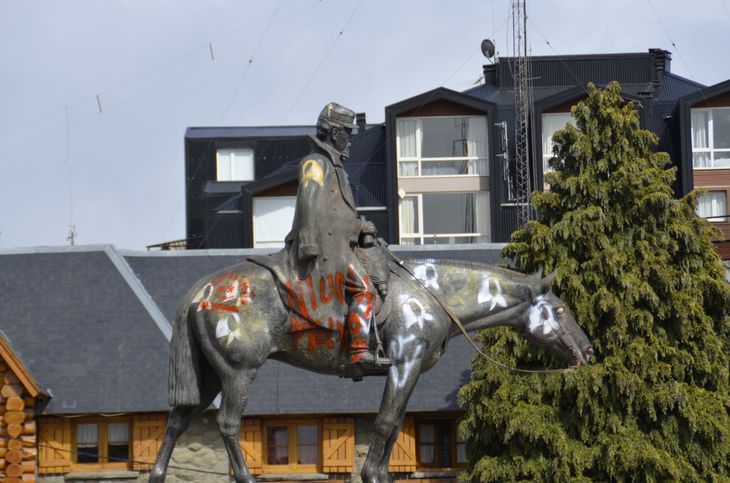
399,196,419,235
693,152,711,168
231,149,254,180
397,119,419,158
691,110,710,149
467,117,488,159
108,423,129,444
542,113,573,174
714,152,730,168
398,161,418,176
296,425,318,465
419,424,435,443
697,191,727,222
216,150,232,181
419,444,435,464
267,427,289,465
297,425,318,445
108,443,129,462
421,117,470,158
713,109,730,149
77,423,99,463
438,422,452,467
217,148,254,181
422,193,483,236
422,160,470,176
77,424,98,445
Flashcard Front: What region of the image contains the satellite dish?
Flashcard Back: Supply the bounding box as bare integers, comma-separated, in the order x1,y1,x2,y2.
481,39,495,59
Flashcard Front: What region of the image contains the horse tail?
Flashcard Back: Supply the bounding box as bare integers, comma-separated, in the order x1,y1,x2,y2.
168,304,202,407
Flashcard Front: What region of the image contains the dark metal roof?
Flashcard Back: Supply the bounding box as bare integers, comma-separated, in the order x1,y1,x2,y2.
491,50,671,89
186,126,317,140
656,72,705,101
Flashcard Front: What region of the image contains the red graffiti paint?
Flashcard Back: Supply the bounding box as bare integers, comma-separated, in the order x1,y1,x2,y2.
197,274,255,313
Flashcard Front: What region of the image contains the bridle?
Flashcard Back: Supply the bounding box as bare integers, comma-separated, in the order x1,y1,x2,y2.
383,244,576,375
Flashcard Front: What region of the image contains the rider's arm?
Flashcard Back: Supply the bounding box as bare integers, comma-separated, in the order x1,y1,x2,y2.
295,156,327,260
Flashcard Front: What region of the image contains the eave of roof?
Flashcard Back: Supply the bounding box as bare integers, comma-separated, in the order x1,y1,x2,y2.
0,331,47,398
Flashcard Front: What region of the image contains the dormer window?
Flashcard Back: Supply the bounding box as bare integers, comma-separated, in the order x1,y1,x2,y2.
541,112,575,174
692,108,730,168
397,116,488,176
216,148,254,181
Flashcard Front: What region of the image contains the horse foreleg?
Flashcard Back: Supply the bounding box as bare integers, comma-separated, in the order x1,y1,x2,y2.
149,381,220,483
362,358,422,483
218,368,258,483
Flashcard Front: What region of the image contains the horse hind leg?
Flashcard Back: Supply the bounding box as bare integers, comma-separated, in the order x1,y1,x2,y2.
218,368,259,483
149,370,221,483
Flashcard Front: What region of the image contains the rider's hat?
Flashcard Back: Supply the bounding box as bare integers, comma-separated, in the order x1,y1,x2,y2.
317,102,356,131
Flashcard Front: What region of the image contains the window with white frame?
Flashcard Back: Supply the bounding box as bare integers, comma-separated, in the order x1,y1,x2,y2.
691,108,730,168
541,112,574,174
216,148,255,181
397,116,488,176
253,196,296,248
696,191,728,222
399,192,489,244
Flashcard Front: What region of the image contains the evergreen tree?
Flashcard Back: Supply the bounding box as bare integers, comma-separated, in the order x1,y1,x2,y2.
458,82,730,482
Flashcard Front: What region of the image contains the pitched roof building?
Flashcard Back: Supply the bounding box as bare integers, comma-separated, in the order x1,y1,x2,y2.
180,48,730,256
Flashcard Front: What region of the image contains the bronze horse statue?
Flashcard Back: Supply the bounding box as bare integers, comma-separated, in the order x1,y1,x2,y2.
149,258,593,483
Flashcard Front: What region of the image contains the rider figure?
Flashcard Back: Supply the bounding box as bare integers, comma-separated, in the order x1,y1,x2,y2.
286,102,391,373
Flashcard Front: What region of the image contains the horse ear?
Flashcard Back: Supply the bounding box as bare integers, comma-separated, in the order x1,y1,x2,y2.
539,270,557,292
530,267,543,279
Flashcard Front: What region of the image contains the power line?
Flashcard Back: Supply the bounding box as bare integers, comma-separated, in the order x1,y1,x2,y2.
0,0,319,148
283,0,365,122
193,0,366,251
158,0,329,247
646,0,695,80
527,19,588,95
219,0,282,123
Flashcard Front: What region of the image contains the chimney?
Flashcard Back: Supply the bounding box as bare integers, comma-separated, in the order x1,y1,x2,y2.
649,48,672,87
356,112,367,132
483,64,497,85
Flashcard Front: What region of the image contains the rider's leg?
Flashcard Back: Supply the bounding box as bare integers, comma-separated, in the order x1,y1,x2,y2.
344,263,376,363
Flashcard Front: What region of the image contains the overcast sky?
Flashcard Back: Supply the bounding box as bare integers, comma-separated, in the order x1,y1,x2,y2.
1,0,729,250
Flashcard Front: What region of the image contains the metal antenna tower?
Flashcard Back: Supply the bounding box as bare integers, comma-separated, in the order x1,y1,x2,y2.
512,0,532,226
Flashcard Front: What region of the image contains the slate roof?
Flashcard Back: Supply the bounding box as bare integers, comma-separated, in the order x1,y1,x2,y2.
0,243,507,416
0,246,170,414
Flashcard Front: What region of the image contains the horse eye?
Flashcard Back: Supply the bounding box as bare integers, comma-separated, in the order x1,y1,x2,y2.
556,307,564,314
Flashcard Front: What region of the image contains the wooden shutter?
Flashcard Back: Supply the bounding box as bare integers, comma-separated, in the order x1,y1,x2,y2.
239,418,263,475
388,416,416,472
38,416,72,474
132,413,167,470
322,417,354,473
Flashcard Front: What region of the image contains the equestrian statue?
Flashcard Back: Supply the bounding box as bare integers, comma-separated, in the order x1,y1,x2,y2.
149,103,593,483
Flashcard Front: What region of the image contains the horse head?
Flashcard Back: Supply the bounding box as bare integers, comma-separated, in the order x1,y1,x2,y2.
521,271,593,366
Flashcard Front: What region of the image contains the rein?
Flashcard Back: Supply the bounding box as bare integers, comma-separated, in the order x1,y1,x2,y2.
383,246,574,375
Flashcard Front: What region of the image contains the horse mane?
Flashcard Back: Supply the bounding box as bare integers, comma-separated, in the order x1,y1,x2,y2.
404,257,523,277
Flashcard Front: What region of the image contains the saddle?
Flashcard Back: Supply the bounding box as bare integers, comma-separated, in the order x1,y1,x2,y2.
248,244,392,331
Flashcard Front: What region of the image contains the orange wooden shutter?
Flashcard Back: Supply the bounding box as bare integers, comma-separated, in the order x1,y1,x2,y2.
322,416,355,473
132,413,167,470
388,416,416,472
239,418,263,475
38,416,72,474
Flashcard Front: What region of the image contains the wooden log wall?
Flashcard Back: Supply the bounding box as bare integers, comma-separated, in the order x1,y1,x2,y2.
0,363,36,483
